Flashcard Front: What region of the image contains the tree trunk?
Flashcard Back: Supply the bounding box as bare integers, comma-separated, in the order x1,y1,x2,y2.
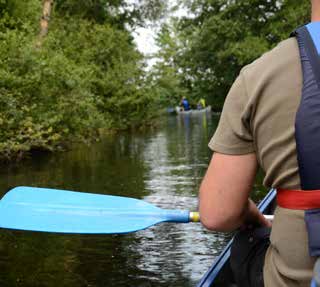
37,0,54,46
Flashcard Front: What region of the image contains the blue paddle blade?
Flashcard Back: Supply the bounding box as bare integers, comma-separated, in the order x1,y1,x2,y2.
0,187,191,234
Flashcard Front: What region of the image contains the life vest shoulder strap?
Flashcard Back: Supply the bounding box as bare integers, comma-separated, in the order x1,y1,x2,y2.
292,23,320,190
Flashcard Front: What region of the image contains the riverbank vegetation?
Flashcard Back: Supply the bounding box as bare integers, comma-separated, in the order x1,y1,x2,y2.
0,0,167,160
0,0,310,160
153,0,310,110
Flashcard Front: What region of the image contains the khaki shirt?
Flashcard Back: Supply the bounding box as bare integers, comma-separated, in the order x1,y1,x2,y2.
209,38,315,286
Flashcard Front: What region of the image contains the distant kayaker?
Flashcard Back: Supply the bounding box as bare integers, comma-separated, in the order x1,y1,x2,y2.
199,1,320,287
180,97,190,111
197,98,206,110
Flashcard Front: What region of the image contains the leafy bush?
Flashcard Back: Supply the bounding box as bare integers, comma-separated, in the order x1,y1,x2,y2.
0,26,104,160
0,2,158,160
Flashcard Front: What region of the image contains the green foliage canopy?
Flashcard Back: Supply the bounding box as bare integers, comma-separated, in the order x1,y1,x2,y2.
0,0,162,160
0,0,313,160
153,0,310,110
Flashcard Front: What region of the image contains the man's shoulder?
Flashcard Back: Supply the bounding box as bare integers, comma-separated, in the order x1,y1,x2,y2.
241,38,299,77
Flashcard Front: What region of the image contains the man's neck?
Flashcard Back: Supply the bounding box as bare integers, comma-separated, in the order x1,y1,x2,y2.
312,12,320,21
312,1,320,21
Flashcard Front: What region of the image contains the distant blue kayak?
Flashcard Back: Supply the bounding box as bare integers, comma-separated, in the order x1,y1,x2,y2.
197,189,276,287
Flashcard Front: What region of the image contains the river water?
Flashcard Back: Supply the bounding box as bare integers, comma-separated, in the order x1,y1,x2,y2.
0,112,264,287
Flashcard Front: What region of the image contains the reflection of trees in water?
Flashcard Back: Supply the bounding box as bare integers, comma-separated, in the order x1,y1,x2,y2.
0,133,149,199
0,114,220,287
131,207,233,286
0,133,151,287
143,113,217,197
0,231,83,287
131,113,224,285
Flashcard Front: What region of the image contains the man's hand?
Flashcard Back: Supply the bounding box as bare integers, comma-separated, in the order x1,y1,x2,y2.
244,199,272,228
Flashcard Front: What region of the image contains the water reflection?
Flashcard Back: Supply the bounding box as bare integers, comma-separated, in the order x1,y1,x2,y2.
0,112,235,287
133,113,228,285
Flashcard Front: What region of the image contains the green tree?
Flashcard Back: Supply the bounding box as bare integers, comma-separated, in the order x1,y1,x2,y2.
154,0,310,110
54,0,168,26
0,0,167,160
151,23,189,107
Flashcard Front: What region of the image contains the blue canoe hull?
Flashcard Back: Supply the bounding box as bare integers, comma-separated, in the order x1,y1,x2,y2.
197,189,277,287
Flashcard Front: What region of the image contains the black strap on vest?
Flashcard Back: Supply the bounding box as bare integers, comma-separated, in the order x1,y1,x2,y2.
293,25,320,190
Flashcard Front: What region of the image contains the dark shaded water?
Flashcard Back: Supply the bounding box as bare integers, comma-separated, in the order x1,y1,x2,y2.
0,113,264,287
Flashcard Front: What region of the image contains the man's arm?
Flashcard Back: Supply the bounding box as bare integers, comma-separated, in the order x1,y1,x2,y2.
199,152,271,232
